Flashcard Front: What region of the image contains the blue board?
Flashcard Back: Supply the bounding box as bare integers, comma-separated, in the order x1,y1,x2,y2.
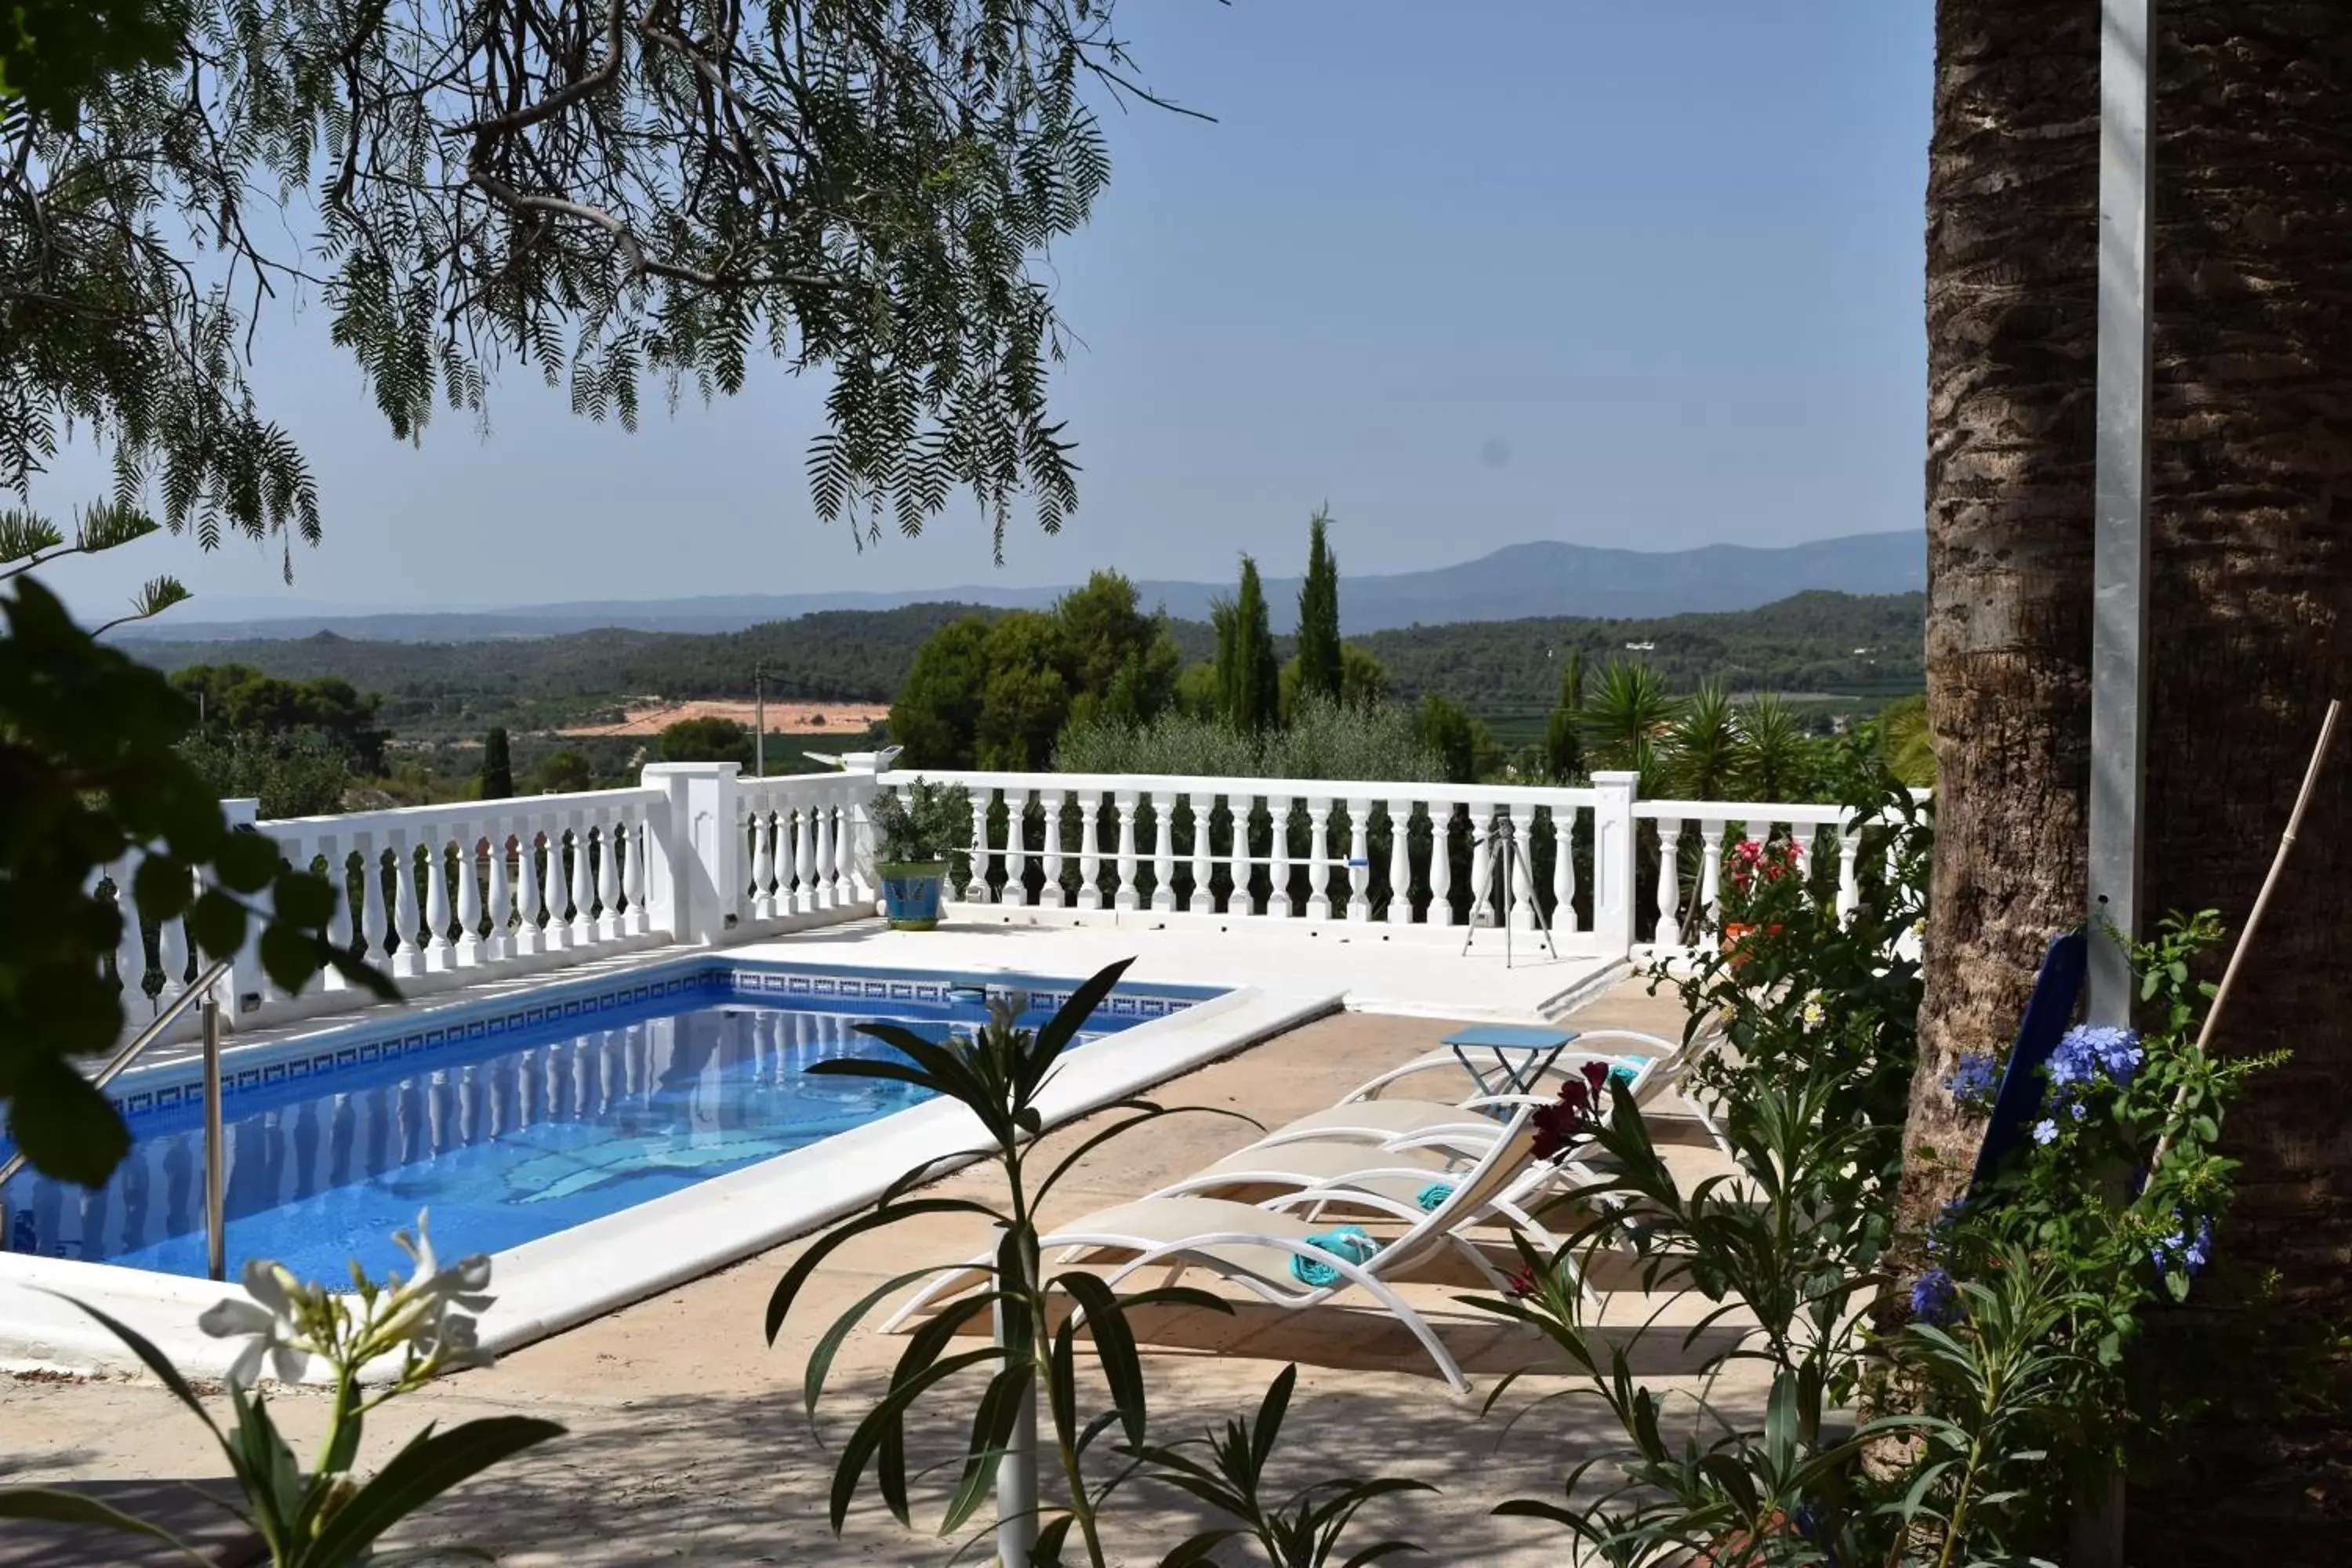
1440,1025,1579,1051
1966,931,2089,1194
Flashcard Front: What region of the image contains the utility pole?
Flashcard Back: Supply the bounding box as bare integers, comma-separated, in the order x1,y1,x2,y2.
754,659,766,778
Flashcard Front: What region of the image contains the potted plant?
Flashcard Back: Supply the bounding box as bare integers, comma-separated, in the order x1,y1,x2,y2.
1719,834,1801,964
869,777,971,931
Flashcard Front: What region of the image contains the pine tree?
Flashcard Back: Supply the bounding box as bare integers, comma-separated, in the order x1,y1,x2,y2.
1543,649,1585,783
1294,506,1343,706
1218,557,1281,735
480,727,514,800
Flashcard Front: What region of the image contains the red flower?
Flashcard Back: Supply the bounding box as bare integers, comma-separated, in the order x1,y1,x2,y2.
1531,1062,1611,1162
1504,1266,1539,1299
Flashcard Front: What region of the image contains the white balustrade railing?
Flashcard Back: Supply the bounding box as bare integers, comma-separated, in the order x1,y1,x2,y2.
81,758,1911,1048
879,769,1609,942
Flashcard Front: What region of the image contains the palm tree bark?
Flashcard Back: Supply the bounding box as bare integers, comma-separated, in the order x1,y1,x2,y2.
1910,2,2352,1557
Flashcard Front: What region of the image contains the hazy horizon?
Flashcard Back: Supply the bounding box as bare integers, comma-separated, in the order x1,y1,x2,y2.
33,3,1931,623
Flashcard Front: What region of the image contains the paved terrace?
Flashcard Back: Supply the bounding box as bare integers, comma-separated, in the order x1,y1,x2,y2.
3,972,1759,1567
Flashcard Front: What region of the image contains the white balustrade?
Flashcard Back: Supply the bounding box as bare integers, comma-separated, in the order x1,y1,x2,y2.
1041,789,1067,909
1346,797,1373,922
1151,792,1178,913
1112,792,1139,913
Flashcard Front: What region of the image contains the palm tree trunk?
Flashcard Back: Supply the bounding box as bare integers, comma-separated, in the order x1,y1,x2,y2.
1911,3,2352,1558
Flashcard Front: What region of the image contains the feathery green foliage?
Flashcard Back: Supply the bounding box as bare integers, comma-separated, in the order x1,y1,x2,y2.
4,1,1169,560
1541,648,1585,783
1580,659,1682,780
1294,506,1343,706
659,715,754,768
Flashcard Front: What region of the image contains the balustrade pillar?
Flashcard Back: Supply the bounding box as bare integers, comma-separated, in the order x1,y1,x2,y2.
1428,804,1454,926
1076,793,1102,910
792,808,815,913
1112,792,1140,913
486,829,513,961
514,832,546,955
543,827,574,951
1267,796,1293,919
392,836,425,975
1551,806,1577,935
1302,797,1334,920
625,818,650,935
1467,802,1496,927
815,800,839,909
1590,771,1639,958
456,835,485,967
1151,792,1178,913
596,817,622,939
1040,790,1067,908
1188,796,1214,914
1836,826,1863,922
423,836,456,972
1653,818,1684,949
1385,802,1413,924
966,791,994,905
112,852,149,1010
1346,798,1373,922
1007,789,1035,908
1697,820,1726,945
753,808,779,920
361,839,395,965
1508,811,1540,931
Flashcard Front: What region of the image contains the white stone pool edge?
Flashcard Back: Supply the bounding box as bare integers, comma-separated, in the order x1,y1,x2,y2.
0,981,1340,1381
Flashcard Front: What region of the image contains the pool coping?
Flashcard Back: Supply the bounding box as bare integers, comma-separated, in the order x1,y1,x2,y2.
0,953,1341,1381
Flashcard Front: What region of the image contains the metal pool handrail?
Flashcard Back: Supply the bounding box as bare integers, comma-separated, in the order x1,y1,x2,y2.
0,956,236,1279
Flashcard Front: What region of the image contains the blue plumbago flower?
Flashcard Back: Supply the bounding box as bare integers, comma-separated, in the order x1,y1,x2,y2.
1792,1498,1828,1542
2068,1100,2088,1120
1925,1197,1967,1258
1943,1051,2000,1111
2049,1024,2145,1091
2032,1118,2060,1145
2154,1216,2216,1278
1911,1267,1958,1324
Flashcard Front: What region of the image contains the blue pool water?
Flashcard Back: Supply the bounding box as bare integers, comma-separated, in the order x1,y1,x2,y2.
3,969,1189,1283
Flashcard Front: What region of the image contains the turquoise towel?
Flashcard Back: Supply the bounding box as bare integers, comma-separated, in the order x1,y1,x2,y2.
1416,1182,1454,1213
1611,1058,1645,1085
1290,1225,1380,1287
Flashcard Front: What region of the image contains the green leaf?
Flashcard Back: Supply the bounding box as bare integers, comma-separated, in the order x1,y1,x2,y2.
125,576,194,624
804,1266,965,1420
187,888,247,960
270,869,336,931
35,1293,221,1437
213,832,281,895
941,1360,1037,1533
1032,958,1134,1080
766,1199,1004,1345
9,1055,132,1188
134,855,197,921
299,1417,564,1566
259,924,325,996
1160,1530,1243,1566
0,1486,203,1557
1054,1271,1148,1448
829,1348,1000,1532
1250,1364,1297,1475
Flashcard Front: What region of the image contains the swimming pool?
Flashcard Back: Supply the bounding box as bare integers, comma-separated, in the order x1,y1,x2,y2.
1,962,1199,1283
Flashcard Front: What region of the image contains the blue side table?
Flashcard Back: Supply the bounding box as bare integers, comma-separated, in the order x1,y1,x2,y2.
1440,1024,1580,1102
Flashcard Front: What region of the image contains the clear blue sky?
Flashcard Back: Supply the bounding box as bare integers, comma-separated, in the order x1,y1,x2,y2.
46,2,1932,619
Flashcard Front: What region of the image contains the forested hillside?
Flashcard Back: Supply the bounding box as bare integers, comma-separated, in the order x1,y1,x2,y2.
123,591,1924,739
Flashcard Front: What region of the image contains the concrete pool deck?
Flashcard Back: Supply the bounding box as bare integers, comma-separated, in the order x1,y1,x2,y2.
2,970,1751,1566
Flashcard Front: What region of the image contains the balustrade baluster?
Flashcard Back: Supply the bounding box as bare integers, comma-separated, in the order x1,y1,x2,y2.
792,807,815,913
1007,789,1035,907
517,830,548,956
624,817,649,935
361,840,394,966
568,821,597,944
1188,794,1214,914
1226,797,1254,915
1267,796,1293,919
1148,792,1178,913
1112,792,1139,912
1428,804,1455,925
1076,793,1102,909
1467,802,1496,927
1300,797,1331,920
485,826,513,961
596,815,622,939
1697,820,1726,944
1508,810,1540,931
1551,807,1577,935
1653,818,1684,948
157,892,189,1010
392,835,425,976
109,854,147,1009
1040,789,1067,909
456,832,485,967
753,807,779,920
543,825,573,951
965,791,993,905
1385,801,1413,924
423,833,456,972
1343,797,1372,922
815,800,839,908
1836,826,1863,921
318,840,354,979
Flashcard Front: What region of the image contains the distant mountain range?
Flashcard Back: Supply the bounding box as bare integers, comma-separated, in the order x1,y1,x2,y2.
115,530,1923,643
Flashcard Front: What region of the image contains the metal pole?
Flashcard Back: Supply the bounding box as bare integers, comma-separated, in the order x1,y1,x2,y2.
2087,0,2154,1033
202,994,227,1282
754,662,766,779
993,1295,1037,1566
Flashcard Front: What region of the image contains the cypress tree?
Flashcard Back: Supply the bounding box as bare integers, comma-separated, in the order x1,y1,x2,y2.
1543,649,1586,782
1295,506,1343,705
480,726,515,799
1219,556,1280,734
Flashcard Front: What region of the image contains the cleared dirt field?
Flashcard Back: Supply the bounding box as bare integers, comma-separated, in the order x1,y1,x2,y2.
557,699,891,739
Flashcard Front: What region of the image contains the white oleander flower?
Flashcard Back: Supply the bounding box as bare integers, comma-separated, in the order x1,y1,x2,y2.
1800,995,1828,1031
386,1211,495,1372
198,1259,322,1388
